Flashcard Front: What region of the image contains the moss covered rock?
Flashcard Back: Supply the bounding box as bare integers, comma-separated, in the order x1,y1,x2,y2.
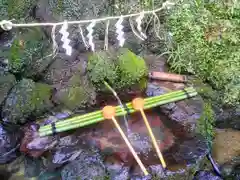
87,50,118,90
117,48,148,88
0,73,16,105
43,52,97,111
2,79,53,124
8,27,52,78
87,48,148,91
53,75,96,111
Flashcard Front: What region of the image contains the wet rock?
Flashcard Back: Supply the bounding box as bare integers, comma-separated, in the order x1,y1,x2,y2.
24,157,44,178
144,54,168,72
51,135,86,164
115,32,144,54
20,112,73,158
0,73,16,105
212,129,240,165
61,149,106,180
2,79,53,124
42,52,79,85
52,74,96,111
221,157,240,180
215,106,240,130
149,134,208,179
0,123,21,164
193,171,222,180
38,170,62,180
104,156,130,180
43,52,96,110
146,82,204,132
40,110,72,126
20,123,57,157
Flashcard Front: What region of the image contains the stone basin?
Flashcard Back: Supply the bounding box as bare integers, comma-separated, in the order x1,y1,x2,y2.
18,81,209,179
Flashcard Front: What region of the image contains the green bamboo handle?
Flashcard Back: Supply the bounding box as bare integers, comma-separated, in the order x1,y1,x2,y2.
39,91,197,136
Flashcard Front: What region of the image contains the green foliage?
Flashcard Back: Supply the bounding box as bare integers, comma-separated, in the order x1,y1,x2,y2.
165,0,240,106
110,0,164,14
196,102,215,148
87,48,148,91
7,0,37,19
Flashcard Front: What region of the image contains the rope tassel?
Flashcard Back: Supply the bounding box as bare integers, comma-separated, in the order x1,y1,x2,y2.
136,12,147,39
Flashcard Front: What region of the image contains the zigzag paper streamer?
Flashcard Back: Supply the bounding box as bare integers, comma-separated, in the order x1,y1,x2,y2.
115,17,125,47
87,21,96,51
59,21,72,56
136,12,147,39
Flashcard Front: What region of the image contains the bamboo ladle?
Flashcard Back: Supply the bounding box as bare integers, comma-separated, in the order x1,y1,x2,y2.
132,98,166,168
102,105,149,176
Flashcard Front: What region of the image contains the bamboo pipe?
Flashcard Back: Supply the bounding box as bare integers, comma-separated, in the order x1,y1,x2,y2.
39,90,198,136
149,71,188,83
39,87,196,132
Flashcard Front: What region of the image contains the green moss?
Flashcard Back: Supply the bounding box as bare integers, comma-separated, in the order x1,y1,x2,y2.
165,0,240,106
7,0,37,19
31,83,52,109
87,48,148,91
8,27,50,76
87,50,118,90
196,102,215,148
192,79,220,103
56,75,96,110
117,48,148,89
